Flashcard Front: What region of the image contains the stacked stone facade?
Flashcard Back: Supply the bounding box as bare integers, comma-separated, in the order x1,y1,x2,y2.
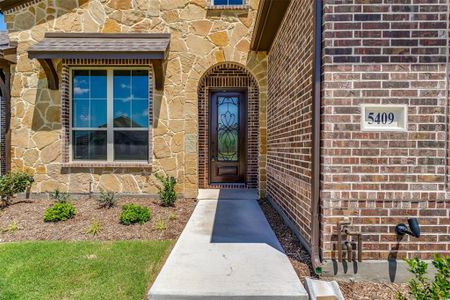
2,0,267,198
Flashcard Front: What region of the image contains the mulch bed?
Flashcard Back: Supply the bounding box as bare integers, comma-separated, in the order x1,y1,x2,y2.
259,198,408,300
0,197,197,242
338,281,409,300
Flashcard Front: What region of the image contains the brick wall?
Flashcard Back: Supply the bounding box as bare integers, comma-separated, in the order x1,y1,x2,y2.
322,0,450,260
198,63,260,189
267,0,315,243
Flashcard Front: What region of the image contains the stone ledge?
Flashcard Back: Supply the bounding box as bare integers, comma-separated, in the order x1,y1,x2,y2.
60,162,152,169
321,259,437,283
207,4,249,10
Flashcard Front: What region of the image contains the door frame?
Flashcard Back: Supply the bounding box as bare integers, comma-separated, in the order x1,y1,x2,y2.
208,88,248,185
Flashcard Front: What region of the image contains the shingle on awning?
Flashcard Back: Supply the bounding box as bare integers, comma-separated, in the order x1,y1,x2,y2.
28,32,170,90
28,33,170,60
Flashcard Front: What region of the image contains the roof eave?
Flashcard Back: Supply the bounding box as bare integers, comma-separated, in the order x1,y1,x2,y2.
0,0,33,11
28,51,167,60
26,33,171,91
250,0,291,52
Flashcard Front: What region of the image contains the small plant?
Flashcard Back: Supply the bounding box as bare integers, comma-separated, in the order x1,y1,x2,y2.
397,254,450,300
96,189,117,208
155,173,178,207
49,189,70,202
1,220,20,233
86,219,102,236
44,202,76,222
168,212,177,221
154,218,167,232
0,172,34,207
120,204,151,225
7,220,19,233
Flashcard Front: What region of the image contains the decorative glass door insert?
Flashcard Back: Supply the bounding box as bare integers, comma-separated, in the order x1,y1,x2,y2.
209,91,246,184
217,96,239,162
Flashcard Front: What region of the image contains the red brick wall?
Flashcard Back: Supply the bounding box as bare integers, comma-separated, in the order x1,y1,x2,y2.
267,0,315,243
198,63,260,189
321,0,450,260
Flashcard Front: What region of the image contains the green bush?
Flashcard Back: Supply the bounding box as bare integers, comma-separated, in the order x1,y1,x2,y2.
120,204,151,225
49,189,70,202
43,202,76,222
0,172,34,206
155,173,177,207
96,189,117,208
397,255,450,300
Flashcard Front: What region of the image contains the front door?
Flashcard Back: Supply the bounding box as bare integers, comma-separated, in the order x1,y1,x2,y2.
209,91,247,184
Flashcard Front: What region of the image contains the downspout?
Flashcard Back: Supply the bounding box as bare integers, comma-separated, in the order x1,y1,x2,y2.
311,0,323,273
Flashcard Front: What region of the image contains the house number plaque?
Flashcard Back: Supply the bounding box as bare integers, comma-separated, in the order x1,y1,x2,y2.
361,104,407,132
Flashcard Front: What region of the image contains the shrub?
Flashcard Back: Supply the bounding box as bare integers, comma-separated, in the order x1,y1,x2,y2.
7,220,19,233
49,189,70,202
43,202,76,222
96,189,117,208
397,255,450,300
86,219,102,236
155,173,177,207
120,204,151,225
0,172,34,206
1,220,20,233
168,212,177,221
154,218,167,232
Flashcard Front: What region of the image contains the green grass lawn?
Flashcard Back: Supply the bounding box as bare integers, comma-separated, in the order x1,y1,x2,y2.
0,240,172,300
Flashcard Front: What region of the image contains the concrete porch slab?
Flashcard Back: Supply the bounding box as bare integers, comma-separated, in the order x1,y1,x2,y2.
197,188,259,201
149,189,308,300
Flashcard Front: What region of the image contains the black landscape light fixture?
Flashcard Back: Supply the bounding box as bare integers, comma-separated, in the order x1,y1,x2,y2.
395,218,421,238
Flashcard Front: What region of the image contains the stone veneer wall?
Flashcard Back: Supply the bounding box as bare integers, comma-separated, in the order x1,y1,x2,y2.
266,0,315,244
3,0,267,198
322,0,450,260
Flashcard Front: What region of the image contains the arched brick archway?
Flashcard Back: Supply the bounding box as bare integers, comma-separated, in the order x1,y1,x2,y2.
198,62,259,189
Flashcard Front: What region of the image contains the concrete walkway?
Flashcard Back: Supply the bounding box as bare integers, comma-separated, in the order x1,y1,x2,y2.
149,189,308,300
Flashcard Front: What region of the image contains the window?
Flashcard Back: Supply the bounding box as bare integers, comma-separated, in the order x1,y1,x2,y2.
212,0,244,5
71,69,149,162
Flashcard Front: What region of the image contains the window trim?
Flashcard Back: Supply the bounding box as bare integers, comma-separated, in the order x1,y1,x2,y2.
69,66,151,164
212,0,244,5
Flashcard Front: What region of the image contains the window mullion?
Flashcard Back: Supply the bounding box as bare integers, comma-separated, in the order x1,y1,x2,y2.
107,69,114,162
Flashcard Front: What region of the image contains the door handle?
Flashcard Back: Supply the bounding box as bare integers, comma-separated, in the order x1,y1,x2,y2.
211,157,216,162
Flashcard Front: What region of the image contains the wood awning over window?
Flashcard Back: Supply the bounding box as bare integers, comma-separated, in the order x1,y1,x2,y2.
28,33,171,90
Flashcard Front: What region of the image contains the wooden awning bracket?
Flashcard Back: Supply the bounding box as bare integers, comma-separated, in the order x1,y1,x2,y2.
151,59,165,91
37,58,59,90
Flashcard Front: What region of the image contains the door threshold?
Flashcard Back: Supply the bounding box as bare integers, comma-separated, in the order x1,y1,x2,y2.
207,183,247,189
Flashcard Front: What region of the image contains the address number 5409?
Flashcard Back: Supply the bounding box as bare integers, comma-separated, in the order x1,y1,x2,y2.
367,112,394,125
